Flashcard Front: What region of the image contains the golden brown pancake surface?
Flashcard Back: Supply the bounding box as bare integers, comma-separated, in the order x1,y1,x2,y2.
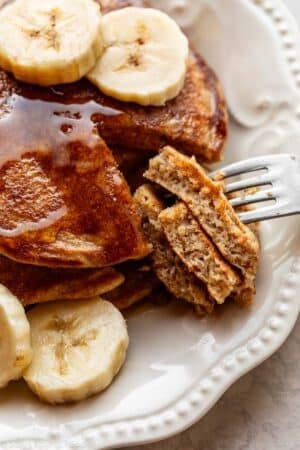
0,80,149,267
0,0,226,267
0,254,124,306
0,0,227,163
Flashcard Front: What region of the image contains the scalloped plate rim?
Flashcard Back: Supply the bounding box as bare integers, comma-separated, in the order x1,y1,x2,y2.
0,0,300,449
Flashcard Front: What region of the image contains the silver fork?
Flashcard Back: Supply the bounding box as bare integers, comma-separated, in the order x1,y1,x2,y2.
209,154,300,224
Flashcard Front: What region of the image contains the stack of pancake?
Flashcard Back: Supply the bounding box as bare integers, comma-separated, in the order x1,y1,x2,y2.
0,0,257,313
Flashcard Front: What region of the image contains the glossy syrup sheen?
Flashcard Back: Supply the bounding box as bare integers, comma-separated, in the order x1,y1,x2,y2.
0,80,122,234
0,73,149,267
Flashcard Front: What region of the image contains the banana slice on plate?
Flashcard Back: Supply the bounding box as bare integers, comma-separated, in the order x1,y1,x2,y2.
0,0,103,86
0,285,32,388
87,7,189,106
23,298,129,404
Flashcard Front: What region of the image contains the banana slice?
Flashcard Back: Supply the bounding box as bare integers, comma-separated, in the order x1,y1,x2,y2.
0,285,32,388
0,0,103,86
23,298,129,404
87,7,189,106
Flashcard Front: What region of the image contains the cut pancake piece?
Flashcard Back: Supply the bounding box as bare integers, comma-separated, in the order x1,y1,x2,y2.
0,255,124,306
134,184,214,313
159,202,239,304
145,146,259,276
225,192,260,304
145,146,259,304
0,92,149,267
103,262,160,310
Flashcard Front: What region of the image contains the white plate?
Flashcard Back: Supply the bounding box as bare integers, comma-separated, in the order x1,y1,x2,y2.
1,0,300,449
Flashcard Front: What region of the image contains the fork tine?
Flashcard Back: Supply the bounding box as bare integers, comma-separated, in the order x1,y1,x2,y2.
238,204,284,224
210,159,269,180
208,154,300,223
224,174,272,194
230,190,276,207
209,154,295,180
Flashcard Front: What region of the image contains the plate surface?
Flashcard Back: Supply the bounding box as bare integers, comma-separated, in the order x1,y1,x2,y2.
0,0,300,449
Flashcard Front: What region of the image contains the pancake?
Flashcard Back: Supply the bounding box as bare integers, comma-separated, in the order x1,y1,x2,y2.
134,184,214,313
144,146,260,305
0,80,150,267
103,261,160,310
0,0,226,268
159,202,239,304
0,254,124,306
97,0,228,162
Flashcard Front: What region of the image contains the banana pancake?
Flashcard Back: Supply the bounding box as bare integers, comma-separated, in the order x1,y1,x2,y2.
0,85,149,267
0,254,124,306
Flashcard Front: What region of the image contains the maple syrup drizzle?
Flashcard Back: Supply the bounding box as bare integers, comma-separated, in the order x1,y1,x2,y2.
0,86,123,236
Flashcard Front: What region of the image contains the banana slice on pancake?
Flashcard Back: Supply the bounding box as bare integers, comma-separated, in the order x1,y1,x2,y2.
0,0,103,85
87,7,189,105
